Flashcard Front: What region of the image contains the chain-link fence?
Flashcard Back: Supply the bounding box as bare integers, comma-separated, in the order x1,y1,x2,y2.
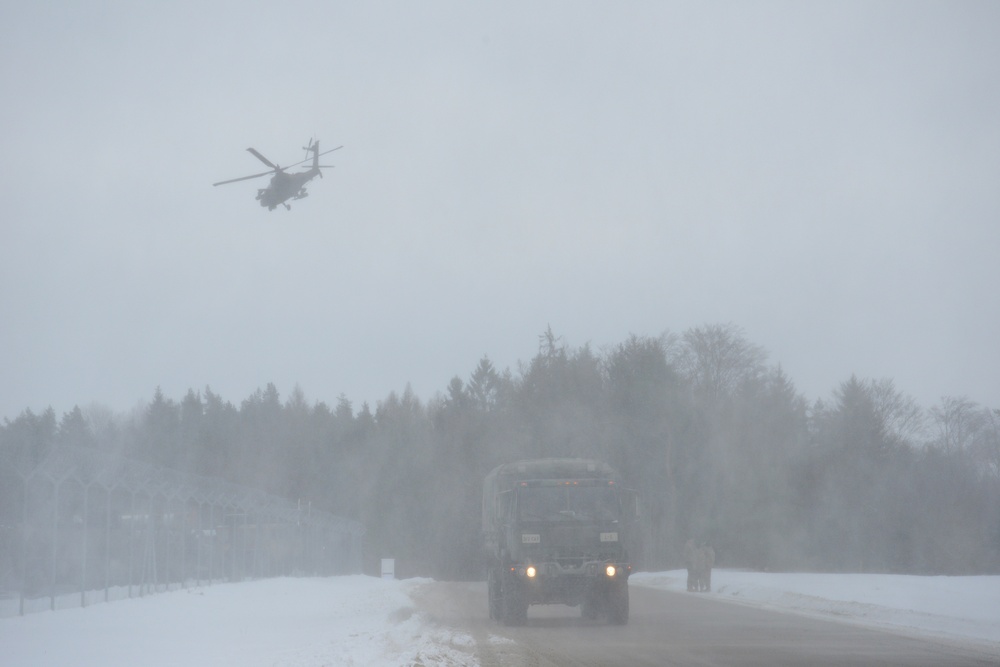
0,446,364,617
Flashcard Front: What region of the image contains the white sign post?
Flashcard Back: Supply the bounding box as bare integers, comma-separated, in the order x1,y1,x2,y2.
381,558,395,580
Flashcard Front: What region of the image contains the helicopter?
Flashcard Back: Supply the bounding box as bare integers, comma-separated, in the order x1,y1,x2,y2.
213,139,342,210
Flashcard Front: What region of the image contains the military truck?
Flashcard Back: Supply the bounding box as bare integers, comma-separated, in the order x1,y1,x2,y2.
483,458,636,625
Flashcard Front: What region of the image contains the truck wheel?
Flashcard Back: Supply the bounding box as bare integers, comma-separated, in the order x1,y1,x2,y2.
607,582,629,625
488,568,502,620
501,574,527,626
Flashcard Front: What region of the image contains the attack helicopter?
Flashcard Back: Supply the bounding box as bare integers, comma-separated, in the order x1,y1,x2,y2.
213,139,342,210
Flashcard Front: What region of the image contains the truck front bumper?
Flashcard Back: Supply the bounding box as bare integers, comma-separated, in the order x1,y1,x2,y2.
508,560,631,605
510,560,631,580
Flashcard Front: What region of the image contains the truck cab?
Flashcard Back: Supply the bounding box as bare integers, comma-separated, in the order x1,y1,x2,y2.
483,459,635,625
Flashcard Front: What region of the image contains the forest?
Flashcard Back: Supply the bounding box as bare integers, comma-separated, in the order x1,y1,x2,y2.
2,323,998,579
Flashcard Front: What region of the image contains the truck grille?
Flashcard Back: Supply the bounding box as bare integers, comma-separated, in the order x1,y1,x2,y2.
539,525,619,565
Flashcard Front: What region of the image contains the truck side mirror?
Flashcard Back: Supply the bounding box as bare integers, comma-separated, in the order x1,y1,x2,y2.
497,490,512,523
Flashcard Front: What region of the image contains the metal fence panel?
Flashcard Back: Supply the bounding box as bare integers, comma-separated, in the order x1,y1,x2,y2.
0,446,364,617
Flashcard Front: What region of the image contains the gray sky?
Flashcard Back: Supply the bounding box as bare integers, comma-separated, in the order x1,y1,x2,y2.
2,1,998,422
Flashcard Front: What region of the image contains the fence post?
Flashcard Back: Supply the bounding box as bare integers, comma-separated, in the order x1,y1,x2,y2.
50,480,59,612
19,473,29,616
80,483,90,608
104,487,111,603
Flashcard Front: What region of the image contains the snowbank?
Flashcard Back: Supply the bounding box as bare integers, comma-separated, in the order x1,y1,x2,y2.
0,576,476,667
631,569,1000,647
4,571,999,665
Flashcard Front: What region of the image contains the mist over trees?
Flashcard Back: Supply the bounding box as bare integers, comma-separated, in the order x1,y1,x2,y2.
3,324,998,579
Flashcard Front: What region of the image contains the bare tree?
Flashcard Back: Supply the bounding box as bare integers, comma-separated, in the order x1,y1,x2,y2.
674,323,767,401
970,407,1000,478
930,396,986,454
868,378,926,448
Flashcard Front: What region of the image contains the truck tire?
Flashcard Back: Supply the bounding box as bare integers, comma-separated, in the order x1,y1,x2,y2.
487,568,502,620
582,586,603,620
607,581,629,625
500,573,528,626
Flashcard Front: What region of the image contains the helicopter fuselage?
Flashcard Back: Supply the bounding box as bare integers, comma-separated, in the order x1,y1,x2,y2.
256,168,318,210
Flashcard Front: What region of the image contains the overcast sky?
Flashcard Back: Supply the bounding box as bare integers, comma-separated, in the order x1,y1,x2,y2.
2,1,998,422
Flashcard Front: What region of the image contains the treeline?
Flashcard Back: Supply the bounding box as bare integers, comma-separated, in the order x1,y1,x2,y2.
2,324,998,578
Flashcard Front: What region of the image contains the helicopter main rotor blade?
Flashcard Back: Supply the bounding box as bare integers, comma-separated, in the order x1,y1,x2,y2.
316,145,343,158
212,169,274,186
281,145,345,170
246,148,278,169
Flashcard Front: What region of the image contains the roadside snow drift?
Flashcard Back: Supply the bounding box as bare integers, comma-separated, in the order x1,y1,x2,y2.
0,576,476,667
632,570,1000,646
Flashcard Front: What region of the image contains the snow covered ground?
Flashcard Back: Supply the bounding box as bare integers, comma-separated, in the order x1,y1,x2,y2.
2,570,998,665
632,569,1000,648
1,576,478,667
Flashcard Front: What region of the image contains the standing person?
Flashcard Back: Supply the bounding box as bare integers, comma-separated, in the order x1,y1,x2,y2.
683,539,698,591
695,541,715,592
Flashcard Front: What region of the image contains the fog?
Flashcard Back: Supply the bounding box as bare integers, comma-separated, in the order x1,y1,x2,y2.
2,2,999,425
2,1,1000,609
4,326,998,588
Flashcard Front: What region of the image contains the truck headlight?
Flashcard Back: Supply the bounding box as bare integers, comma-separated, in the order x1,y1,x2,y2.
526,565,537,578
605,565,617,577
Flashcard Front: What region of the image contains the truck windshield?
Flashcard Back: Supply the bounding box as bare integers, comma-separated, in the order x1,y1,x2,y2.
517,485,620,523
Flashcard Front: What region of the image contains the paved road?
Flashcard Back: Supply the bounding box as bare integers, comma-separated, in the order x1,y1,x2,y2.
413,580,1000,666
